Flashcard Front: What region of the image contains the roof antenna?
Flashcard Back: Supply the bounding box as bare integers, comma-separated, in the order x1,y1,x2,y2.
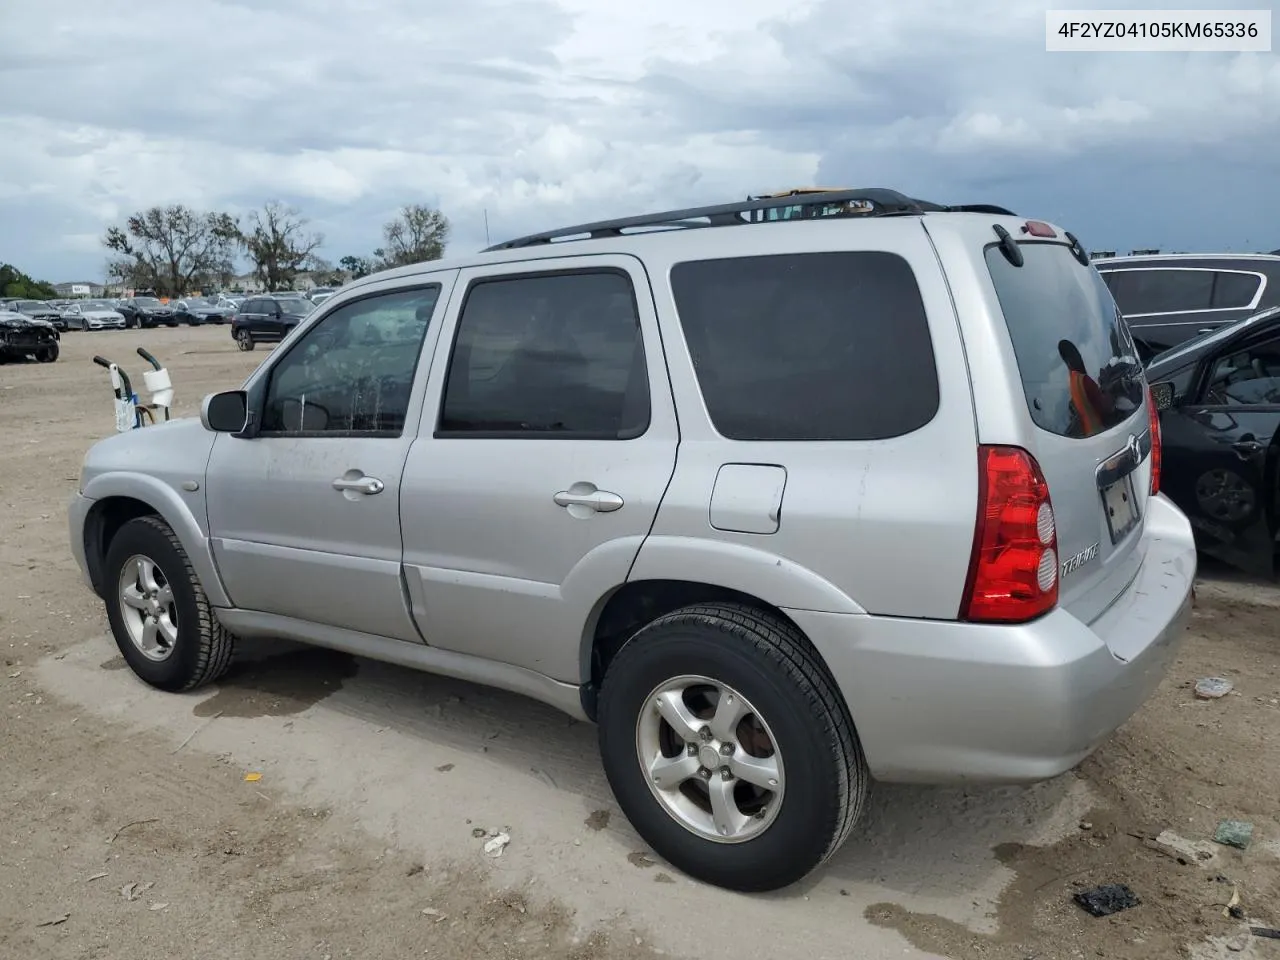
484,209,490,247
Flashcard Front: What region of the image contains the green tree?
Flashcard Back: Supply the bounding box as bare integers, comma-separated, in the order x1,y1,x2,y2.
103,205,239,297
373,204,449,269
338,254,374,280
0,263,58,299
240,201,324,291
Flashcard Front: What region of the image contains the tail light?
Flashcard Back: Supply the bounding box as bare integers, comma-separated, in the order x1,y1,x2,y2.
961,445,1059,623
1146,387,1162,495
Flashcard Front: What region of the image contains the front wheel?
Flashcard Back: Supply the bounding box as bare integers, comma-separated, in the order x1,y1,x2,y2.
597,603,868,892
235,329,255,351
36,344,59,363
103,516,235,692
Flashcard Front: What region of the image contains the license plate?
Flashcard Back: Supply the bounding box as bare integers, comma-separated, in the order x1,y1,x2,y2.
1101,474,1140,544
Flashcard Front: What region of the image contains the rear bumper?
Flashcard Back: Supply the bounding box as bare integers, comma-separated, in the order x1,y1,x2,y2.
787,494,1196,784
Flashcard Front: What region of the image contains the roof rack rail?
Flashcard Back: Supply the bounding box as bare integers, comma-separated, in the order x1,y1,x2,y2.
484,188,1017,251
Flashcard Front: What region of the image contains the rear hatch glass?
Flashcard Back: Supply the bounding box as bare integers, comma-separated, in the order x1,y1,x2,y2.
985,241,1152,638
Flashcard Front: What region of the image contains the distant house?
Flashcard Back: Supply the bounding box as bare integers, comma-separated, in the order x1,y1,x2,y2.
53,281,104,298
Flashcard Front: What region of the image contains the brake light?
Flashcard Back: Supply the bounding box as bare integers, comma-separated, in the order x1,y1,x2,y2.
961,445,1059,623
1147,387,1162,495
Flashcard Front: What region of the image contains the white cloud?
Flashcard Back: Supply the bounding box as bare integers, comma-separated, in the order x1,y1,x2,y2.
0,0,1276,280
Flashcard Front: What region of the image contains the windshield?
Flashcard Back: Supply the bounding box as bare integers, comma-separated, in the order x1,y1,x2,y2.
184,298,212,308
986,241,1147,439
15,301,46,312
277,298,313,314
82,300,115,310
135,298,162,307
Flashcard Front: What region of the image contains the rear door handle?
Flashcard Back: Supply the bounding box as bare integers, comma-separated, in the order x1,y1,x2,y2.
332,475,385,495
554,487,624,513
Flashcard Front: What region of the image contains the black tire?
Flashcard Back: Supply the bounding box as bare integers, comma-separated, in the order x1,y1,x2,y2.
36,344,59,363
597,603,868,892
103,515,235,692
236,329,255,351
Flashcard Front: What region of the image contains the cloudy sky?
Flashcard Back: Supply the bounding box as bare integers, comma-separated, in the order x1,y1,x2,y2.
2,0,1277,283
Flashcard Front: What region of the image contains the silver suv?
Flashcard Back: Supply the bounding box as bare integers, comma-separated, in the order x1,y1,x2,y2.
68,189,1196,892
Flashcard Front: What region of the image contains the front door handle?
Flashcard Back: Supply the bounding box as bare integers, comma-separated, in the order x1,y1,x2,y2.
1232,439,1265,458
554,486,624,513
332,475,385,495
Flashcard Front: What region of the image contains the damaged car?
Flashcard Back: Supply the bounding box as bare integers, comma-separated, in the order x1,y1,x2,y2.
0,309,60,362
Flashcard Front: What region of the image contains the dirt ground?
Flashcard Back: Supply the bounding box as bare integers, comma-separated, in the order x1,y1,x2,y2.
1,326,1278,960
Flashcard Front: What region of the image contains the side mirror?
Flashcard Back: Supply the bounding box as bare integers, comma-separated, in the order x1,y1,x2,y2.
201,390,249,433
1149,381,1176,412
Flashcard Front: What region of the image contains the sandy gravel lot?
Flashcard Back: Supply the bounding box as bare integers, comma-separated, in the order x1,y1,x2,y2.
2,326,1278,960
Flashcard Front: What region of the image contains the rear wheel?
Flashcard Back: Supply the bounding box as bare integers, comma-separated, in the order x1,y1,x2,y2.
236,329,255,351
103,516,234,692
597,603,868,892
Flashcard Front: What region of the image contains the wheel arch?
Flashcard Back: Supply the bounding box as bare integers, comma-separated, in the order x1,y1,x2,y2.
579,578,838,722
80,476,230,607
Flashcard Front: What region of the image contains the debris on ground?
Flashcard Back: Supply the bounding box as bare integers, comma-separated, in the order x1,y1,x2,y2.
1195,677,1234,699
107,818,158,844
243,772,262,783
422,908,447,922
85,872,108,883
1253,927,1280,939
1214,820,1255,850
483,832,511,858
470,827,487,839
1223,885,1242,920
1153,829,1218,864
1073,883,1142,917
149,902,168,911
120,881,153,902
35,913,69,928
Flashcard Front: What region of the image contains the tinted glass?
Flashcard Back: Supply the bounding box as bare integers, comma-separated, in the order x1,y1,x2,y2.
669,252,938,441
1106,268,1213,315
1202,335,1280,405
1211,271,1261,309
135,298,162,308
261,286,440,434
986,242,1146,439
440,271,648,438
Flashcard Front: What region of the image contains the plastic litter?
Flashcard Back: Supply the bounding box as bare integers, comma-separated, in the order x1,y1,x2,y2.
1073,883,1141,917
243,772,262,783
1214,820,1254,850
1195,677,1233,699
483,832,511,858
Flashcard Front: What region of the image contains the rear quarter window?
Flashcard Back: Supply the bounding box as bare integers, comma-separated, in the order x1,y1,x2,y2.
669,251,940,441
986,242,1146,439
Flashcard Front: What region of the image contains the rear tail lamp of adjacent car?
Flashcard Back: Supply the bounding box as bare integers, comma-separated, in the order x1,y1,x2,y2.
1146,386,1162,496
961,445,1058,623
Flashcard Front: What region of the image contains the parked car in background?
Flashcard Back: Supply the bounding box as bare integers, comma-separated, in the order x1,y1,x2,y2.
0,309,60,362
173,297,233,326
117,297,179,329
1094,253,1280,362
1147,304,1280,576
230,294,314,350
11,299,68,331
68,188,1193,893
310,291,334,306
64,299,127,331
306,286,336,301
217,295,245,310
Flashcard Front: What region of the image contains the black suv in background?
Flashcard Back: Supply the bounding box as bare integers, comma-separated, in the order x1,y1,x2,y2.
1093,253,1280,361
231,294,314,351
117,297,180,329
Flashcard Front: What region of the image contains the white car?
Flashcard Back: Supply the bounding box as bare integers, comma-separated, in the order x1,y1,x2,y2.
67,300,127,331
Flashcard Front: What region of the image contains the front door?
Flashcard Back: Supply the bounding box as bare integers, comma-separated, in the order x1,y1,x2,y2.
1164,329,1280,574
205,278,454,640
399,255,679,681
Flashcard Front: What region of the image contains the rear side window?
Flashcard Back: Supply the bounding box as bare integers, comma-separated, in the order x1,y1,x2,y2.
669,252,939,441
1105,268,1213,315
439,270,649,438
1211,271,1261,309
986,243,1146,439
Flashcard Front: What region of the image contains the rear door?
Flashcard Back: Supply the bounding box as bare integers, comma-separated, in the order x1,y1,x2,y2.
982,239,1152,642
1164,326,1280,575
